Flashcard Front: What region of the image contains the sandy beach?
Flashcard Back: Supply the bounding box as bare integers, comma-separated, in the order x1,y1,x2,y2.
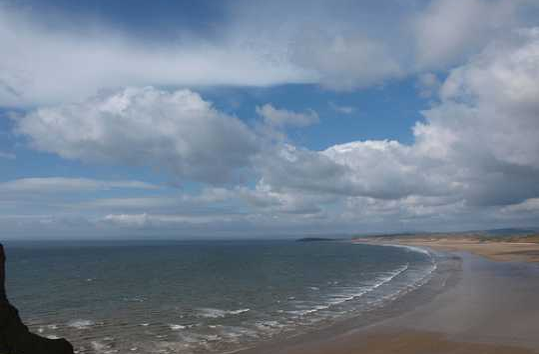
359,235,539,263
239,242,539,354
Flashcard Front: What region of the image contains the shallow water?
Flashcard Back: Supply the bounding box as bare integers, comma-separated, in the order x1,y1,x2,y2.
6,240,436,354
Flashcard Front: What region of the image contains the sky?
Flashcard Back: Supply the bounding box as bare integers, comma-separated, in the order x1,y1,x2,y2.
1,0,539,239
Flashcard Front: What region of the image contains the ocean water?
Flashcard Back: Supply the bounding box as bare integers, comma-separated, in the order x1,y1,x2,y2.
5,240,436,354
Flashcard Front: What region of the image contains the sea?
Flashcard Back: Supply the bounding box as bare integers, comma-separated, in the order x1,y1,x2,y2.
5,240,437,354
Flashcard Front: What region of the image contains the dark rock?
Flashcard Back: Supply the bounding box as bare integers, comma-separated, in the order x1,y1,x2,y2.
0,244,74,354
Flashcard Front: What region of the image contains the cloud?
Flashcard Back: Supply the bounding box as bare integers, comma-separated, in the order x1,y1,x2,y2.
417,27,539,205
290,32,403,90
412,0,520,69
230,0,535,91
257,141,453,200
14,87,259,184
79,197,180,210
0,177,157,193
76,191,242,215
329,102,355,114
10,28,539,237
501,198,539,214
1,0,536,106
5,4,539,236
0,151,15,159
103,213,150,228
0,4,313,107
234,183,328,215
256,104,319,128
256,28,539,207
102,213,237,228
342,195,466,224
0,177,163,223
16,25,539,225
415,72,441,98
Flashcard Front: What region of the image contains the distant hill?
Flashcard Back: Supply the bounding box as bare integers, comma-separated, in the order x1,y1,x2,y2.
482,228,539,236
352,233,419,239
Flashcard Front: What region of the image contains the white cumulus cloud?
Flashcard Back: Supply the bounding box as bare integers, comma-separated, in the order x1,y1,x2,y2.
0,4,313,107
256,28,539,207
14,87,259,184
1,0,536,106
256,104,319,128
0,177,157,193
412,0,520,69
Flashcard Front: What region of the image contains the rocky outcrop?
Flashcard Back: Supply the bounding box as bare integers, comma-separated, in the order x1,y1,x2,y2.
0,244,74,354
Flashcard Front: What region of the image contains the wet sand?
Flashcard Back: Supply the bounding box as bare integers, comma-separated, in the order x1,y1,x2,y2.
239,250,539,354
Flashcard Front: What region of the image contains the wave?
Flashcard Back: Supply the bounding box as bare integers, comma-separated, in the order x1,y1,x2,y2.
254,320,286,331
371,242,433,257
67,319,94,329
35,242,440,354
287,304,331,316
196,308,251,318
372,243,438,280
326,263,410,306
169,324,187,330
122,296,145,303
285,243,440,320
90,340,117,354
286,263,411,319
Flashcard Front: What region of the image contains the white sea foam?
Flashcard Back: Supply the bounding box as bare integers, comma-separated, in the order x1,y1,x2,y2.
373,243,433,257
284,261,414,320
67,319,94,329
169,324,186,330
218,325,259,340
91,341,106,352
360,242,438,284
228,308,251,315
90,340,118,354
343,243,439,317
254,320,285,331
196,308,250,318
288,304,331,316
327,263,409,305
376,243,438,283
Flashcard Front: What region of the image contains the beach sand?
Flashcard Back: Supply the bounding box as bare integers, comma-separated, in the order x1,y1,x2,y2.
398,240,539,263
356,235,539,263
239,247,539,354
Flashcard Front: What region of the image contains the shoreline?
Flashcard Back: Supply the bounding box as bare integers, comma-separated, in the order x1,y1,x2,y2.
239,244,539,354
237,244,460,354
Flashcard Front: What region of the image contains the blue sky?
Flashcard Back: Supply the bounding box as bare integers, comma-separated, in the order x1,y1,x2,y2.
1,0,539,239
